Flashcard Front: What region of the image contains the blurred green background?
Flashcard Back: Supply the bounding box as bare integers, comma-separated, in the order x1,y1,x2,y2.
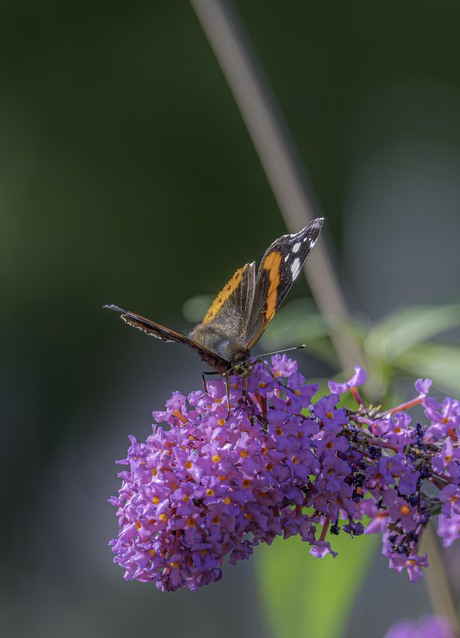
2,1,460,637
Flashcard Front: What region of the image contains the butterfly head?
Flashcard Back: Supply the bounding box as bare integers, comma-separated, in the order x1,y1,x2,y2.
230,352,254,378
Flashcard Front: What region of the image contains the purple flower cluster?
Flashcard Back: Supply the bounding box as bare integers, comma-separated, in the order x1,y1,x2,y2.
109,356,460,591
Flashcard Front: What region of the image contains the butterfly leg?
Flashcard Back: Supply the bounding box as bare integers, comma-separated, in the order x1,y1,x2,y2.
201,370,221,394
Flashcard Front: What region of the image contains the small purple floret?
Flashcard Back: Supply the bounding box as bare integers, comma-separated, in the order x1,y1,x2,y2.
328,365,366,394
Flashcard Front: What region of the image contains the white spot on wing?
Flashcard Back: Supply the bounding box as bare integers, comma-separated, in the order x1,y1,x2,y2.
292,241,301,253
290,257,301,279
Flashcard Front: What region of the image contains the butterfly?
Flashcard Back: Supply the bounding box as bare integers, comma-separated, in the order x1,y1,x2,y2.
105,218,323,380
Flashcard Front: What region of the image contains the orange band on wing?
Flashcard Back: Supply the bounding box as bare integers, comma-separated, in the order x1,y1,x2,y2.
262,250,282,321
202,265,247,324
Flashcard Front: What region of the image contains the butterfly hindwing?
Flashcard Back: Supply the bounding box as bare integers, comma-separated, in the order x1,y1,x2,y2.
244,218,324,350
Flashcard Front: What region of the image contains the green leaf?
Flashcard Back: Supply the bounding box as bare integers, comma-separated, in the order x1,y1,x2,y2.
396,341,460,398
365,302,460,362
254,531,377,638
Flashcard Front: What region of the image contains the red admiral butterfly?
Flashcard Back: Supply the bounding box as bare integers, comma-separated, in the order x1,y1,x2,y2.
105,218,323,378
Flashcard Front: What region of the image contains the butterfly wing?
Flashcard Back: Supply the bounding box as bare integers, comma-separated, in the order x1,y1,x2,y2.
243,218,324,350
189,261,256,346
104,304,229,373
105,219,322,372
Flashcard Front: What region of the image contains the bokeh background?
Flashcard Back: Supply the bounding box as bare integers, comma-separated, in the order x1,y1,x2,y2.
2,1,460,636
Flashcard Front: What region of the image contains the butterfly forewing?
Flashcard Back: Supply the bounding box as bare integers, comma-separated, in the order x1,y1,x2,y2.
244,218,324,350
103,304,228,372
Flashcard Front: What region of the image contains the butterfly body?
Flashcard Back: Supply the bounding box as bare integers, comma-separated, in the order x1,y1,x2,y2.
105,218,323,377
188,323,253,376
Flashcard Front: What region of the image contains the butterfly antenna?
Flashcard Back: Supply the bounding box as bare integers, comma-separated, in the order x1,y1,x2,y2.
253,344,306,360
